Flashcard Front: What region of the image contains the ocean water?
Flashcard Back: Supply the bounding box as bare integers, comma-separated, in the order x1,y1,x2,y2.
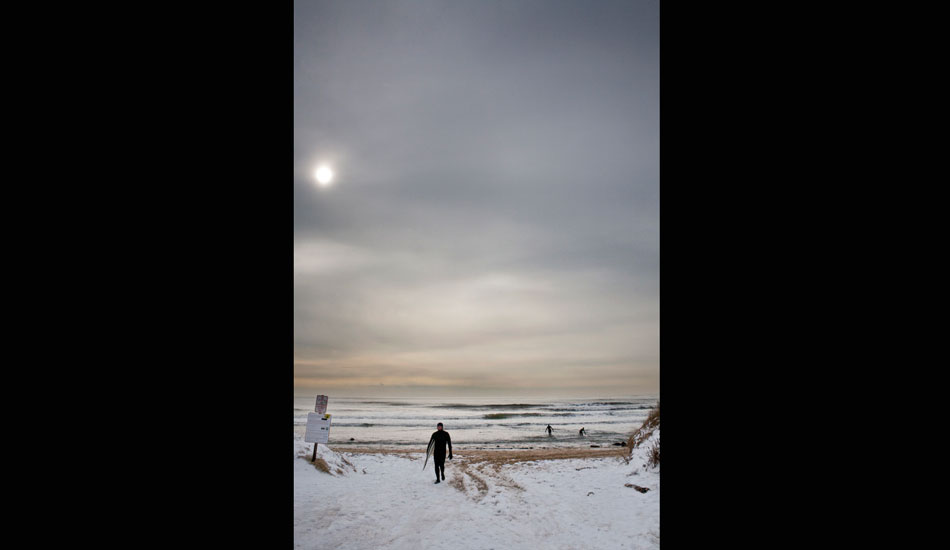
293,395,658,450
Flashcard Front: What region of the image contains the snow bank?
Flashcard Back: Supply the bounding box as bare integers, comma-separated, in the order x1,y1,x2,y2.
294,441,360,477
625,428,660,475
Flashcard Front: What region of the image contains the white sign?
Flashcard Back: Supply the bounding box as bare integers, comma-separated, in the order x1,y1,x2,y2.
305,412,332,443
315,395,328,415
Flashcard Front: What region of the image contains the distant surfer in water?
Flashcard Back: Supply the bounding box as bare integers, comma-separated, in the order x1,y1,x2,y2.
546,425,553,436
579,427,586,436
425,422,453,484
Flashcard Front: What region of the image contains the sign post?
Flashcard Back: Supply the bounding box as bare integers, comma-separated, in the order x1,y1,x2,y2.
308,395,330,462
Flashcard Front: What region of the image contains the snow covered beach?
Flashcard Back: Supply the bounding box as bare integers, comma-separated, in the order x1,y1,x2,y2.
293,421,659,549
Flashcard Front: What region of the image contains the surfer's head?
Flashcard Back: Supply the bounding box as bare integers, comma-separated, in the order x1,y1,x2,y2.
437,422,443,430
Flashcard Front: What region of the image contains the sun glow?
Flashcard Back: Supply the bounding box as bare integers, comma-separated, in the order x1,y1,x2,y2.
314,165,334,186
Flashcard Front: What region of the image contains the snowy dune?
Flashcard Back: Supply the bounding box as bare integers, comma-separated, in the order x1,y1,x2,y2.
293,430,659,550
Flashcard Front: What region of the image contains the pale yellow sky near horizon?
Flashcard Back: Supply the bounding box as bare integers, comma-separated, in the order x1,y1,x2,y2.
293,356,659,398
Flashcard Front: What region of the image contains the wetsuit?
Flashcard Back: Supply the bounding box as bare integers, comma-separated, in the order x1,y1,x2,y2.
546,425,553,435
429,430,452,481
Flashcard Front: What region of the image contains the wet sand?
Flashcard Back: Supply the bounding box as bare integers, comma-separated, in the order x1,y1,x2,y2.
338,446,629,466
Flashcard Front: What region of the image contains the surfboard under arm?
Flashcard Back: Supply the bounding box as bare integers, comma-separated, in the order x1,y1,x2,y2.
423,436,435,470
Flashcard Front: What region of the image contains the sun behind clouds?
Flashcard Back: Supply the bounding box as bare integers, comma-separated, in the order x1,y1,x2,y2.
314,165,334,187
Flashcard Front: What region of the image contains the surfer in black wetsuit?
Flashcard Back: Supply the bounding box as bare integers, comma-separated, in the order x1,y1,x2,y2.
579,427,586,436
427,422,453,483
546,425,553,436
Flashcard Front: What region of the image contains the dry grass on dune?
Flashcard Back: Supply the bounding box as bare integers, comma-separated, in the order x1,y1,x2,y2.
626,402,660,453
310,457,347,476
311,458,331,474
646,438,660,468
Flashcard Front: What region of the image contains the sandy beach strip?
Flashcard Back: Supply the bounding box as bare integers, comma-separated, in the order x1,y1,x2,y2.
336,446,629,465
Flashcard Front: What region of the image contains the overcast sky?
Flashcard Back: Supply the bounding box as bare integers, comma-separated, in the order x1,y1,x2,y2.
294,0,658,398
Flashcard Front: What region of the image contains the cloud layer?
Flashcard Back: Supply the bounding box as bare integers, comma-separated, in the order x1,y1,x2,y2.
294,0,658,397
